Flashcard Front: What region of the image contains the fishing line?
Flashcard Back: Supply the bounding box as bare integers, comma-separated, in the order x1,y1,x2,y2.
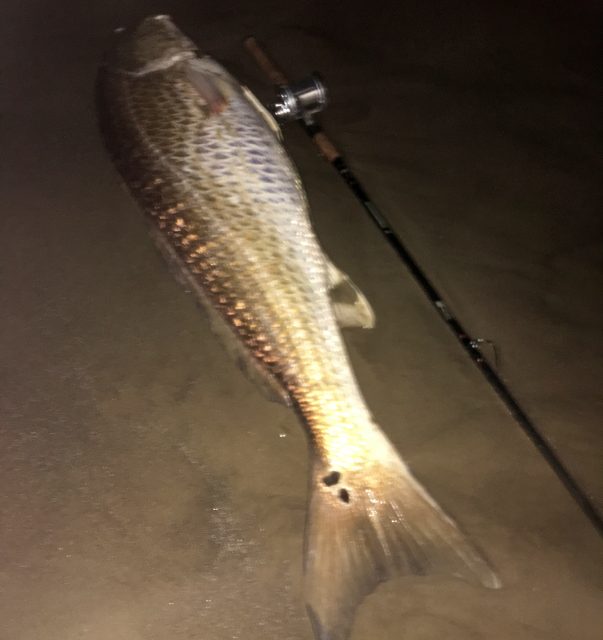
244,36,603,537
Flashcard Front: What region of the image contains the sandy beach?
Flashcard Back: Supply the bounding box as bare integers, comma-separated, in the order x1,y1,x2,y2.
1,1,601,638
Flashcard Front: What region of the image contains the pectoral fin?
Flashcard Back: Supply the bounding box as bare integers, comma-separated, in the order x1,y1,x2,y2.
326,260,375,329
185,58,228,114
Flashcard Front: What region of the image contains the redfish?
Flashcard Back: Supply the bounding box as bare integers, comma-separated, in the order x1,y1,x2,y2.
96,15,499,640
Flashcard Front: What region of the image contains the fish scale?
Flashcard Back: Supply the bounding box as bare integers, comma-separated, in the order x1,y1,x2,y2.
97,15,500,640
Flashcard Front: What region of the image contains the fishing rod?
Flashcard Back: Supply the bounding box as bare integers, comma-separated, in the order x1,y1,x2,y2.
243,36,603,537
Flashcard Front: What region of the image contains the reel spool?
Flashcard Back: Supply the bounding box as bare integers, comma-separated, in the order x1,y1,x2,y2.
269,74,328,122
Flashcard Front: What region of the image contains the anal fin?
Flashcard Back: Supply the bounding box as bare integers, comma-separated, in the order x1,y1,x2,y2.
326,259,375,329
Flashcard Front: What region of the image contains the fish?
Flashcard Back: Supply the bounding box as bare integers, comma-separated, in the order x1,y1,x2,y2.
96,15,500,640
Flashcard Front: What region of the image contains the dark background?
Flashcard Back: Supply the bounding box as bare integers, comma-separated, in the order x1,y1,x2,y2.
1,2,602,638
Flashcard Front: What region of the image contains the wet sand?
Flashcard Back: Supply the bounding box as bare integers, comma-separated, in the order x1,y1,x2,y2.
1,1,602,639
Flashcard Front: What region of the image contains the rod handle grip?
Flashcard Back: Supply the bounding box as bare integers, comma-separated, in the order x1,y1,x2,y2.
243,36,289,86
312,131,340,162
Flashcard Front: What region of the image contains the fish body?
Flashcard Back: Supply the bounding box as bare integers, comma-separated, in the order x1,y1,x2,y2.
97,16,499,640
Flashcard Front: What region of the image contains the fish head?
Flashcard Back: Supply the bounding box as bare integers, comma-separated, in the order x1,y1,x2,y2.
106,15,197,75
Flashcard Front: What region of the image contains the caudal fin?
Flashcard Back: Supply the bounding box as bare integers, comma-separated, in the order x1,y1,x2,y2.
304,432,500,640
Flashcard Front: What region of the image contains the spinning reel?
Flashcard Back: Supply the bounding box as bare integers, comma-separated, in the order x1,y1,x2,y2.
268,73,328,123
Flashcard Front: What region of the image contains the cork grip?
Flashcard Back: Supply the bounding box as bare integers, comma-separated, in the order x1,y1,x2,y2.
312,132,340,163
243,37,289,87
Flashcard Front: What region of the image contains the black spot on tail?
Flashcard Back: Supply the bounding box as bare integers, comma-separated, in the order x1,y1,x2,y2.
339,488,350,503
322,471,340,487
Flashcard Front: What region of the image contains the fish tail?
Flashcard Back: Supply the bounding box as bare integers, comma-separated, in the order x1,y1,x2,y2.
304,428,500,640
